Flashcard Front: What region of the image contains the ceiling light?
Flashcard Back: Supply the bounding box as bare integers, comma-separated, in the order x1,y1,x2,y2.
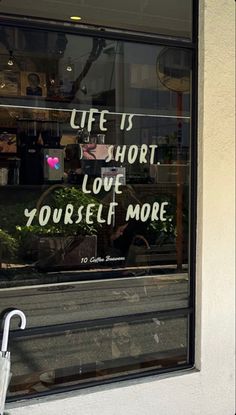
70,16,82,21
66,57,73,72
7,51,14,66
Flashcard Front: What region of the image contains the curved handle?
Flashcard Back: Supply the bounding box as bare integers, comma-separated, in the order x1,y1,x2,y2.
1,309,26,353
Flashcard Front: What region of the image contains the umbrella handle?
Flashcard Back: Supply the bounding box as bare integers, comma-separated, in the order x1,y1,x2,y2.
1,309,26,353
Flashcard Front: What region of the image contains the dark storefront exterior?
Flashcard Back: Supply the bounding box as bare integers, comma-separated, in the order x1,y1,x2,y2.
0,1,197,401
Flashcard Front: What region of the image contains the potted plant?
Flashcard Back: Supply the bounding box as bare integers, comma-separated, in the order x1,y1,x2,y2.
16,186,103,270
0,228,18,269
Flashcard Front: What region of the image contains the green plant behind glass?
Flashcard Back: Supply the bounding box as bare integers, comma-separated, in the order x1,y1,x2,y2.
0,228,18,265
17,187,103,237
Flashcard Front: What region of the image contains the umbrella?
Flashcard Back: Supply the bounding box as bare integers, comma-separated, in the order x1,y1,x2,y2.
0,309,26,415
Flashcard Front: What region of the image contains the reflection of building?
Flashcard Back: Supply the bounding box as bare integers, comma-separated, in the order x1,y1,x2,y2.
0,1,234,415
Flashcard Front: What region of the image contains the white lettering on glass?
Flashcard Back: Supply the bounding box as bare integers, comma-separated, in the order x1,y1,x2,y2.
24,201,169,227
126,202,169,222
70,109,134,132
105,144,158,165
24,208,37,227
82,174,124,195
39,206,51,226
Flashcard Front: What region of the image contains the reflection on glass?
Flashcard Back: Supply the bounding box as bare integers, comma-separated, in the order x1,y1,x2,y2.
0,1,193,39
9,315,189,398
0,276,189,328
0,26,192,286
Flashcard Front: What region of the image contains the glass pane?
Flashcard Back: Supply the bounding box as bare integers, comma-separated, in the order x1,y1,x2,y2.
0,26,192,286
0,0,193,39
0,24,193,398
0,276,189,328
9,314,189,398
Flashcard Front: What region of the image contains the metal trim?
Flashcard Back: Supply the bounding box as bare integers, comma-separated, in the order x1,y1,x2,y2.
6,308,192,339
7,363,193,403
0,13,196,49
188,0,199,367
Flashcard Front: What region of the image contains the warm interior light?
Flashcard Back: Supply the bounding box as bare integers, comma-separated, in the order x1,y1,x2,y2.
66,57,73,72
70,16,82,21
7,51,14,66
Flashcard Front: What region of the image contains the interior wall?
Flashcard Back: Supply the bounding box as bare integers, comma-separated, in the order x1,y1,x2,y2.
7,0,236,413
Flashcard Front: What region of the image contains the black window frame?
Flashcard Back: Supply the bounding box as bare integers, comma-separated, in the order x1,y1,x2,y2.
0,0,198,401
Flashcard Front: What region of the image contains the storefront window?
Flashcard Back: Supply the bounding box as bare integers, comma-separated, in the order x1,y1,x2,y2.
0,20,195,399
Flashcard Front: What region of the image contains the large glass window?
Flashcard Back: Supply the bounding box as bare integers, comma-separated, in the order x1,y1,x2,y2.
0,20,195,399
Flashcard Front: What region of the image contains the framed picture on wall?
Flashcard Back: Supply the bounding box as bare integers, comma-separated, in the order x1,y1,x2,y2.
0,71,20,96
20,71,47,97
0,129,17,154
